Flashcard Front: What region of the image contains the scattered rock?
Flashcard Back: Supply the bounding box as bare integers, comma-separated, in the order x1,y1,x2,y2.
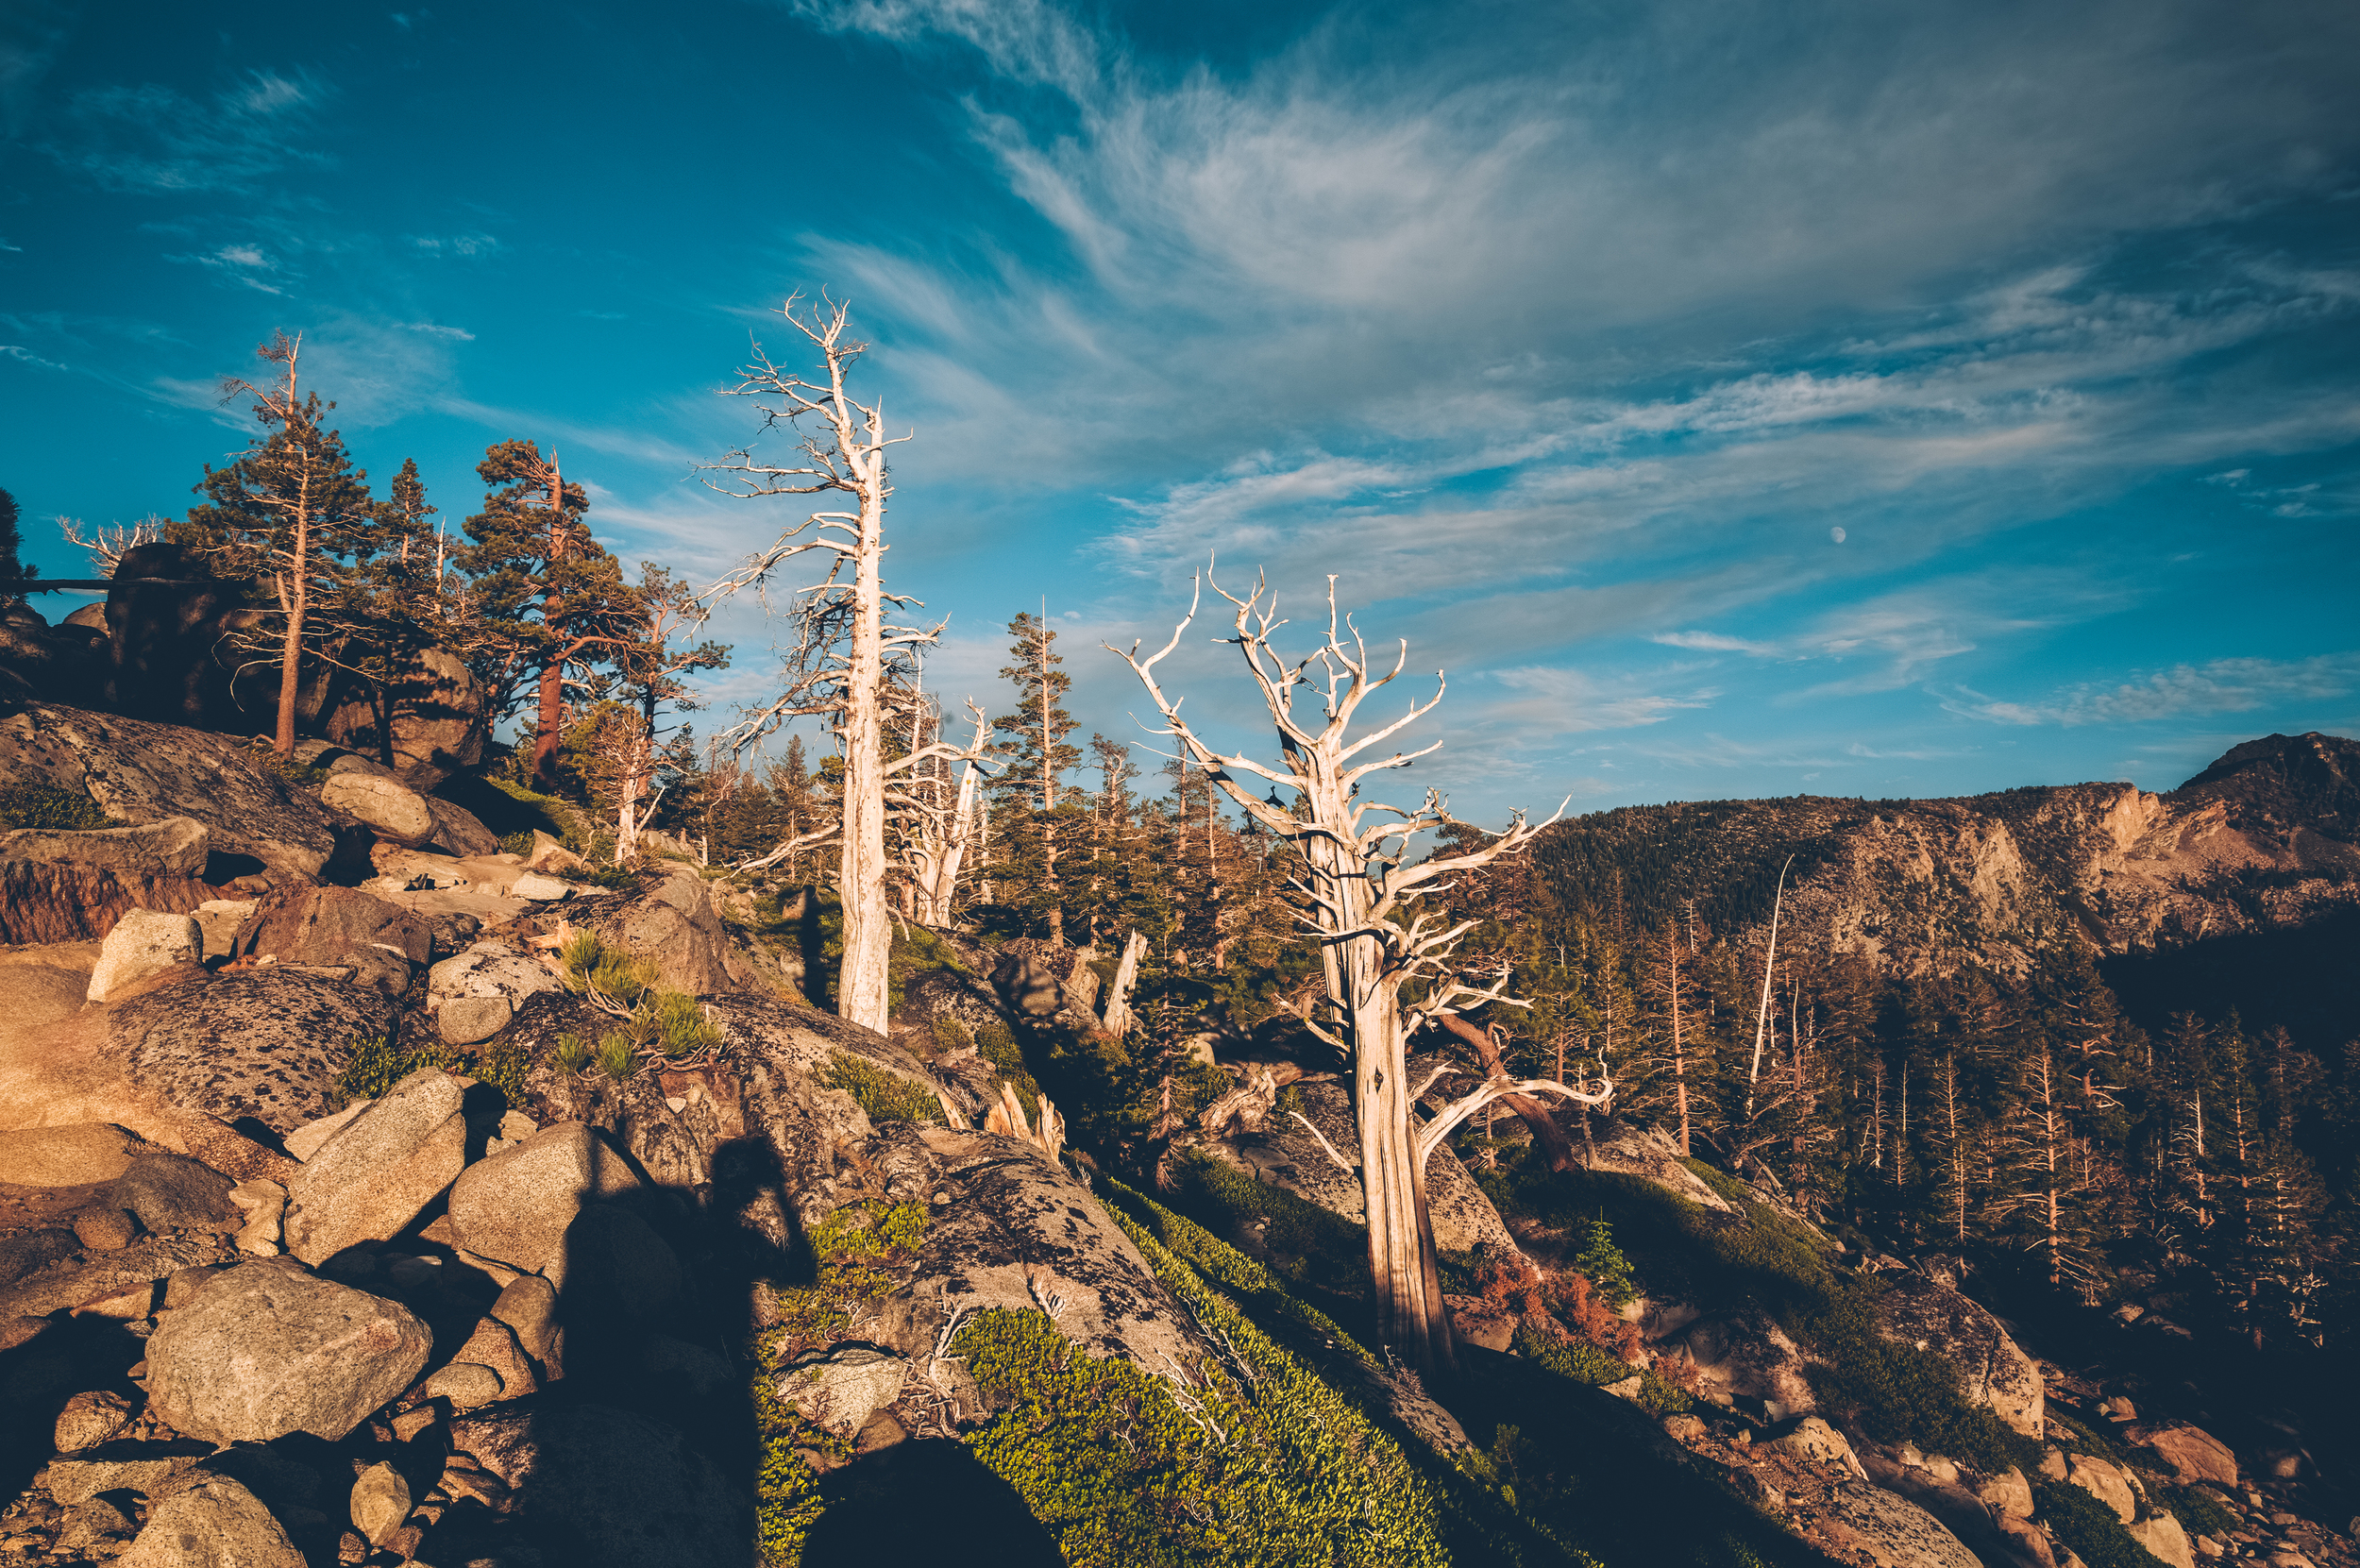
1977,1464,2034,1519
52,1389,138,1452
193,897,257,960
1444,1291,1517,1352
40,1445,208,1504
1667,1305,1821,1421
553,1202,683,1322
234,885,433,996
143,1256,432,1443
282,1069,472,1264
1818,1480,1984,1568
162,1263,226,1308
113,968,399,1135
87,908,201,1002
57,1493,140,1557
488,1273,562,1375
320,769,437,846
116,1473,308,1568
2129,1420,2241,1488
590,868,751,994
318,644,489,790
644,1333,731,1396
424,1360,507,1408
1572,1117,1735,1211
0,1121,136,1186
777,1345,908,1435
512,872,572,901
347,1460,413,1547
438,993,514,1043
229,1177,287,1256
448,1311,540,1400
1771,1416,1861,1472
446,1121,640,1275
72,1205,139,1250
427,938,561,1034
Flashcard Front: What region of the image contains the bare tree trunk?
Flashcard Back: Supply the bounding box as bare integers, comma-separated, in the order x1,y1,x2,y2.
273,472,311,754
1435,1013,1577,1171
1667,931,1690,1155
531,457,569,789
836,493,891,1032
1101,929,1148,1037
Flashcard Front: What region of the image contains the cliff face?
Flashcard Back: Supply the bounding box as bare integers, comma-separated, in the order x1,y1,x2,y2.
1534,732,2360,979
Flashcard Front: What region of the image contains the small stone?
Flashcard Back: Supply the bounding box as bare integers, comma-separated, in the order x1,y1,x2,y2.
488,1274,561,1375
72,1206,140,1250
87,909,202,1003
424,1361,505,1409
72,1278,159,1320
349,1459,413,1546
336,1528,370,1565
51,1390,138,1453
390,1404,442,1443
116,1474,306,1568
437,994,514,1045
511,872,572,901
447,1122,640,1275
1661,1414,1707,1442
775,1346,907,1436
58,1494,140,1555
1600,1374,1644,1402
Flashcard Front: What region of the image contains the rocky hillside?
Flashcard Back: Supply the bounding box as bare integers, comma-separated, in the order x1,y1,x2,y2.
1533,733,2360,979
5,700,2356,1568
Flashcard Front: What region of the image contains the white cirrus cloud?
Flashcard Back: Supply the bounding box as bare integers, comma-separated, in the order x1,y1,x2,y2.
1944,652,2360,727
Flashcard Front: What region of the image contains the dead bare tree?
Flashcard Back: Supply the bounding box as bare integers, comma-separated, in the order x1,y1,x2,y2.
1111,567,1606,1375
58,515,166,576
701,294,967,1034
897,694,996,926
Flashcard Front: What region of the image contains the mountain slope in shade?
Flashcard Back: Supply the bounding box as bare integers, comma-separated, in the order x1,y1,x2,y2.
1531,732,2360,980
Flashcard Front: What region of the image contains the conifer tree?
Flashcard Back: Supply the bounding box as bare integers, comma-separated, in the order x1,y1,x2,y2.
179,332,380,751
990,610,1083,942
458,440,642,789
0,485,32,593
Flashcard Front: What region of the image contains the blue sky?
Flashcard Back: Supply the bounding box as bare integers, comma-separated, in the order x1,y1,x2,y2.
4,0,2355,822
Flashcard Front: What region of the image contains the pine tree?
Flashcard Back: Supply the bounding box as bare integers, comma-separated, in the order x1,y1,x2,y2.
0,485,33,592
1575,1212,1639,1310
178,333,381,751
989,610,1083,942
457,440,642,789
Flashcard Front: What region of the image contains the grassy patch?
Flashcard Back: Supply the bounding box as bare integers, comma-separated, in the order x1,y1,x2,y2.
1101,1177,1372,1364
0,783,116,831
2034,1481,2169,1568
240,743,329,788
822,1051,944,1124
1170,1147,1370,1302
334,1035,470,1106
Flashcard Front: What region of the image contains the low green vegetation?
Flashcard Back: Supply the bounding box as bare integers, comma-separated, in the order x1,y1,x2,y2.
0,783,116,831
334,1033,530,1109
1167,1146,1369,1302
822,1050,944,1123
1573,1214,1639,1310
333,1035,470,1105
2034,1481,2169,1568
1482,1153,2040,1475
1508,1323,1694,1416
239,742,329,788
752,1202,932,1565
553,931,723,1074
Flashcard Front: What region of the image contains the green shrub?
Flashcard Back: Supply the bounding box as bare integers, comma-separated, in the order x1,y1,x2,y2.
1172,1148,1368,1299
973,1018,1046,1121
1101,1177,1372,1364
0,784,116,831
472,1036,531,1104
1573,1213,1639,1310
822,1052,944,1124
1509,1322,1694,1415
554,1032,592,1075
595,1028,637,1080
2157,1483,2235,1541
649,990,720,1057
929,1013,974,1054
334,1035,469,1106
240,742,329,788
2035,1481,2169,1568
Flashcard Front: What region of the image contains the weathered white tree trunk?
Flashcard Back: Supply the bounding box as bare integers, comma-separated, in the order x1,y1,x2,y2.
1114,570,1606,1376
1099,928,1149,1037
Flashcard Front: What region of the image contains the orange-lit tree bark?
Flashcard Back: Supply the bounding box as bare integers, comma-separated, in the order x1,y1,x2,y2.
1113,568,1605,1375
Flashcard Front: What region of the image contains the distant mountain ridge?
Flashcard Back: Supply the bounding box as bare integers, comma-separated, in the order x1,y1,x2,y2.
1532,732,2360,980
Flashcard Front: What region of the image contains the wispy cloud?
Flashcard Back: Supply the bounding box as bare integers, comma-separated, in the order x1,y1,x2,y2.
1946,653,2360,727
45,68,333,194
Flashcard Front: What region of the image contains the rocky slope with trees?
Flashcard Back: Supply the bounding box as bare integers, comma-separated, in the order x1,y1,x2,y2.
3,312,2355,1568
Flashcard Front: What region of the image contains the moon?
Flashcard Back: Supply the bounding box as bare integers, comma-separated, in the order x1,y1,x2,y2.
1829,527,1847,544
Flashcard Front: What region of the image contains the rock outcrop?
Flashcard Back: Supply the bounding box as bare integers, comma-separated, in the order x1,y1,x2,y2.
113,969,399,1135
1871,1266,2045,1437
1,703,340,877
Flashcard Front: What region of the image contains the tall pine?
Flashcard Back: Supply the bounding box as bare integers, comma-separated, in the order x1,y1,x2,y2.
989,610,1082,942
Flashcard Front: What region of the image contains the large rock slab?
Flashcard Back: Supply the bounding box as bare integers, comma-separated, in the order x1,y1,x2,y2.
234,885,433,996
1,816,209,878
143,1257,431,1443
86,908,201,1002
116,1473,308,1568
1665,1303,1823,1421
1574,1117,1735,1211
2126,1419,2239,1487
1871,1269,2044,1437
446,1121,640,1275
320,768,437,845
445,1404,753,1568
283,1069,472,1264
112,969,397,1135
0,703,339,876
319,644,488,789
